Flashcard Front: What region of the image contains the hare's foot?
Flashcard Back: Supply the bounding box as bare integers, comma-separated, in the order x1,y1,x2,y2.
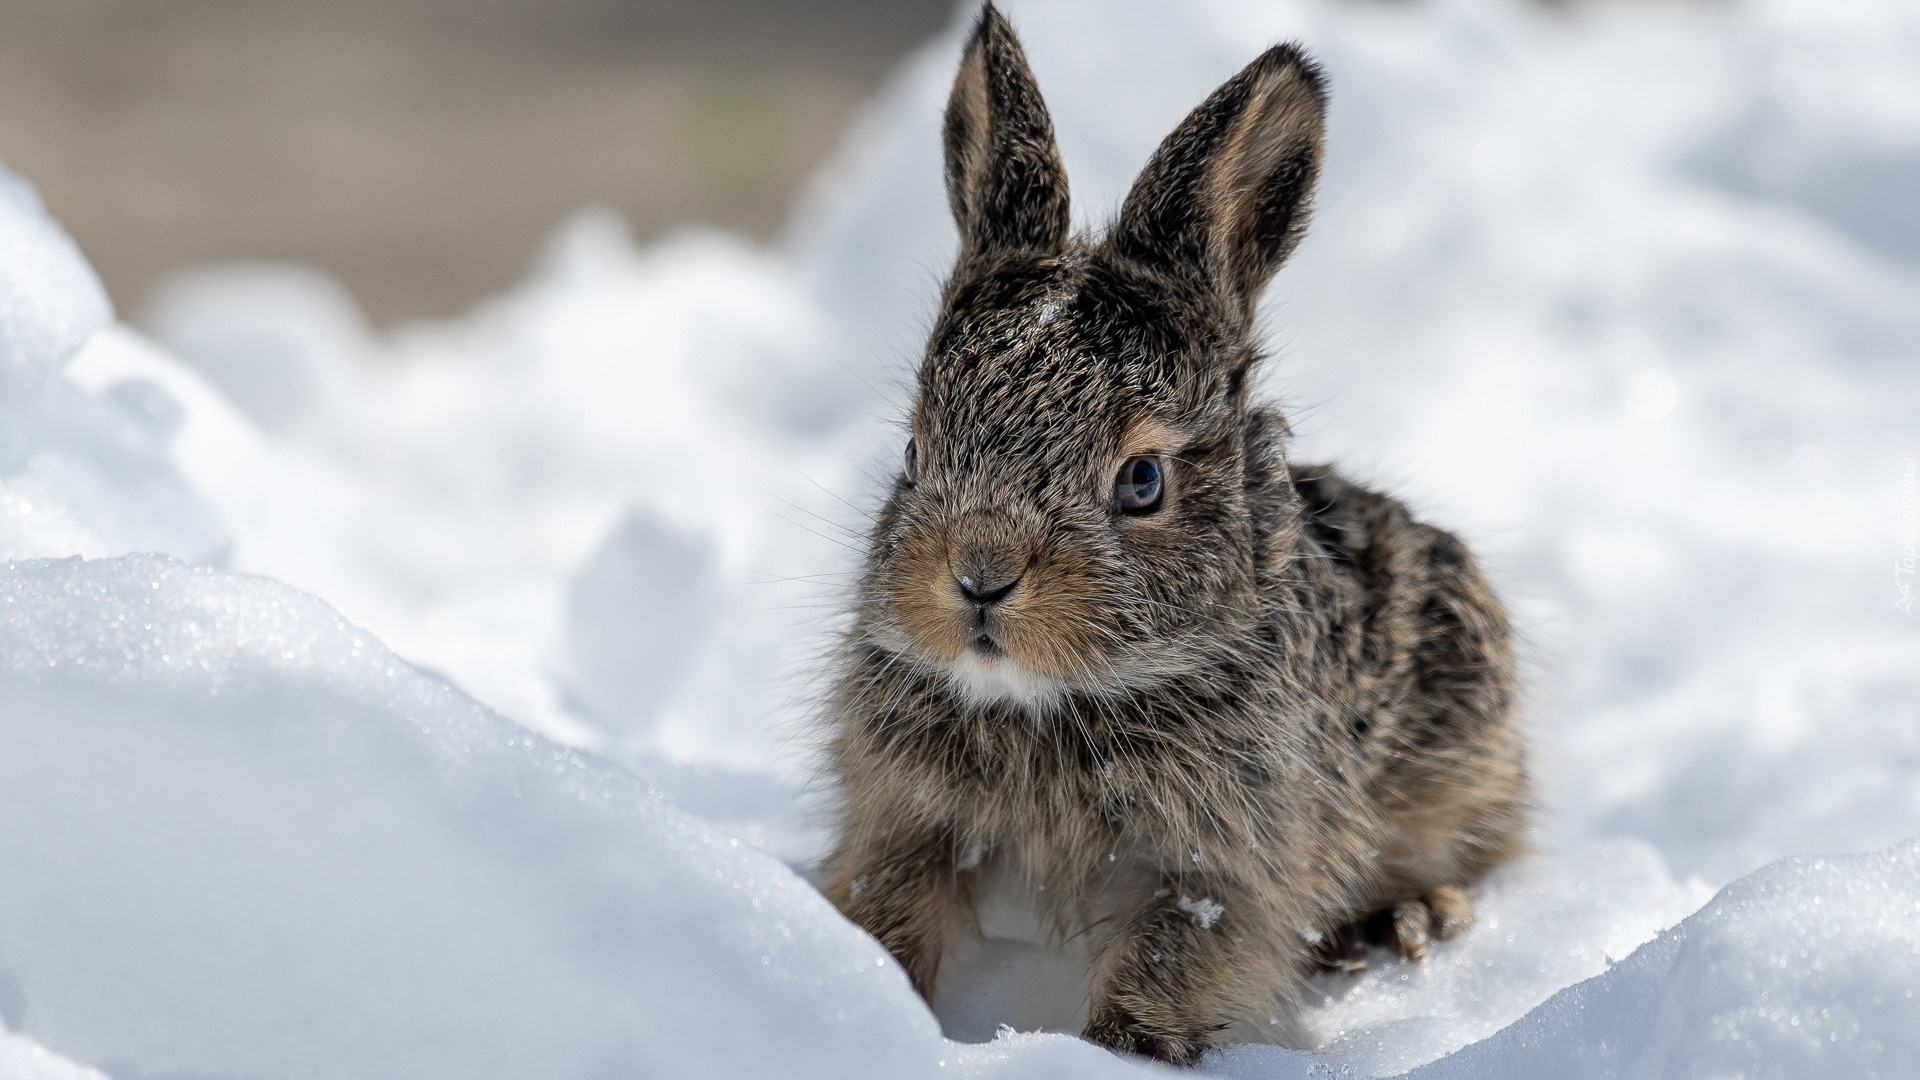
1387,885,1475,962
1085,1008,1216,1067
1314,886,1476,970
1084,887,1242,1065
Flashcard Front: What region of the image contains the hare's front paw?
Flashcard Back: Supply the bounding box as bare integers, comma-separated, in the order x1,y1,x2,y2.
1085,1007,1212,1067
1314,885,1477,970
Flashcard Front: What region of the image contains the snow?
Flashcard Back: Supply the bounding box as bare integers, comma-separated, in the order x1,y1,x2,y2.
0,326,230,565
1416,844,1920,1079
1296,841,1709,1073
0,167,110,432
1177,896,1226,931
140,262,368,433
0,0,1917,1077
0,1026,105,1080
0,555,951,1080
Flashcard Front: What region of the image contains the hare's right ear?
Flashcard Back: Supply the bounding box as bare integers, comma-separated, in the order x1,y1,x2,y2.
1106,44,1327,319
943,4,1070,260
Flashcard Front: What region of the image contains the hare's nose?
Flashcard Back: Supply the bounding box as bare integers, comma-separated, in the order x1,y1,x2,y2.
945,510,1032,608
956,572,1018,607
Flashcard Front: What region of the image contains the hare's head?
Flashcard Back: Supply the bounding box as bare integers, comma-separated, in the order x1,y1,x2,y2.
858,5,1327,711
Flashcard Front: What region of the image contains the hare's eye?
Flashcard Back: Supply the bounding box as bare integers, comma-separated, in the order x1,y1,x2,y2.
1115,456,1163,514
903,439,919,487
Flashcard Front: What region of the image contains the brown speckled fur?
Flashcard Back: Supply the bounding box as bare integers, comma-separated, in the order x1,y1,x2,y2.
818,5,1529,1065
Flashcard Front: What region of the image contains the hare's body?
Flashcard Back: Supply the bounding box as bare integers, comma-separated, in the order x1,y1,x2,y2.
820,7,1527,1063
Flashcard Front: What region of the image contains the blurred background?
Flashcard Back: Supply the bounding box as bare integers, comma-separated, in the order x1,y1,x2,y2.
0,0,953,326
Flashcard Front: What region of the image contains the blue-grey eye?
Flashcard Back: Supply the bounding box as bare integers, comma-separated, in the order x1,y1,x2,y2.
1115,456,1163,514
903,439,919,486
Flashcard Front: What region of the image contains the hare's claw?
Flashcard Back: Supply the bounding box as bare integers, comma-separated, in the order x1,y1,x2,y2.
1316,886,1476,970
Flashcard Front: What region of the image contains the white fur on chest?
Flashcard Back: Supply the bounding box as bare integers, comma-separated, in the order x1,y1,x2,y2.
930,853,1158,1043
945,651,1069,710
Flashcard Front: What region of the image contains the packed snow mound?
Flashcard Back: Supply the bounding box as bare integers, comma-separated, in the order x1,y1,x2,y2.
1413,844,1920,1079
0,0,1916,1076
0,555,949,1080
1212,845,1920,1080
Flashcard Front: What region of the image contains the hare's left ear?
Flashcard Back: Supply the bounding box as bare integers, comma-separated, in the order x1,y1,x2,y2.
1106,44,1327,319
943,4,1070,260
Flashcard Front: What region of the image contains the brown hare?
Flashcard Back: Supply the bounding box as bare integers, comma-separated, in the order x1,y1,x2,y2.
819,4,1529,1064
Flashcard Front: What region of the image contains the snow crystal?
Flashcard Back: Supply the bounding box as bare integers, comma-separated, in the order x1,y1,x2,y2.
1179,895,1226,931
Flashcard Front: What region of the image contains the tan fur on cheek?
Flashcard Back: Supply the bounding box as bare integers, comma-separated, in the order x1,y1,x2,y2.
986,547,1123,691
884,522,971,663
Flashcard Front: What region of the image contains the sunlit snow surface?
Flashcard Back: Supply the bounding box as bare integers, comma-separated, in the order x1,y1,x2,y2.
2,0,1918,1076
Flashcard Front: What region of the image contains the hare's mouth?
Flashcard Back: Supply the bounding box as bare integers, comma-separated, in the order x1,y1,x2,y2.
968,633,1004,657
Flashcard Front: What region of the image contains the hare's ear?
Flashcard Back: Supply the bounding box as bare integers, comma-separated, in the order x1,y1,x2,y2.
943,4,1070,260
1107,44,1326,317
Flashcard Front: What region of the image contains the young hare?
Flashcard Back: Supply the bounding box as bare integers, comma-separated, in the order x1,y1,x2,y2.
820,5,1528,1064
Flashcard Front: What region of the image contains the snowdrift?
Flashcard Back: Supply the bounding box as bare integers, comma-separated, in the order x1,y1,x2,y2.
0,556,940,1080
2,0,1917,1076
